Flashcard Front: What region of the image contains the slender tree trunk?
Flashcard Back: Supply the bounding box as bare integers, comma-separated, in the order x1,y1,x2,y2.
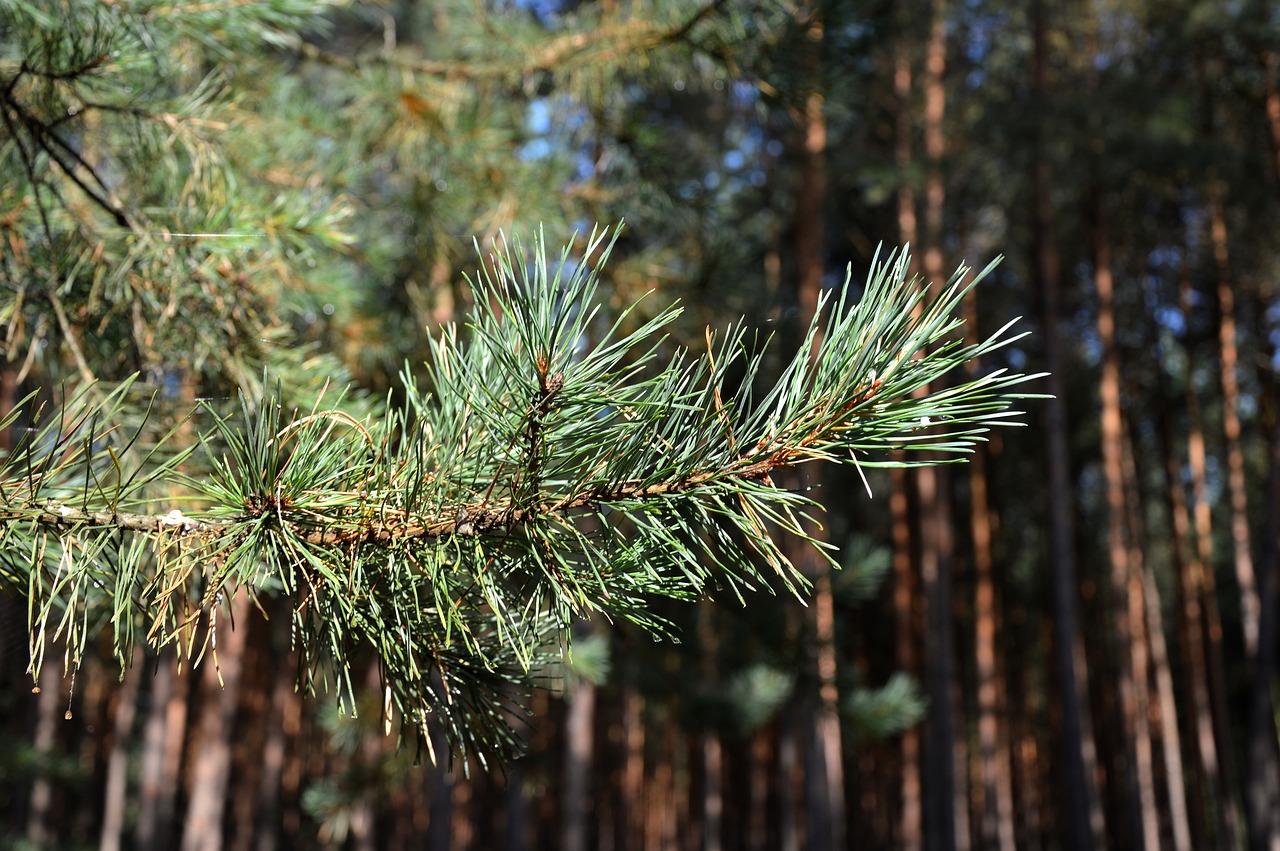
427,723,453,851
180,591,252,851
964,295,1016,851
893,15,925,851
100,646,144,851
917,5,964,849
563,677,596,851
253,632,297,851
776,708,801,851
1121,405,1193,851
1226,59,1280,838
1245,313,1280,851
786,8,844,849
919,461,957,851
920,0,947,291
1032,8,1104,849
1159,383,1228,850
136,652,190,851
1092,193,1160,851
1206,187,1261,660
25,657,65,846
645,711,679,851
1262,49,1280,190
448,757,473,850
227,619,277,851
623,689,645,851
697,605,723,851
350,665,384,851
1180,275,1247,850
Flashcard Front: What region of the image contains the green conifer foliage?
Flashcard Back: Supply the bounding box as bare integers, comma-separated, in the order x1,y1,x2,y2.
4,222,1039,761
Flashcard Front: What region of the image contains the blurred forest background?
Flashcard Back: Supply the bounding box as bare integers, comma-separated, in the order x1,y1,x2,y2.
2,0,1279,849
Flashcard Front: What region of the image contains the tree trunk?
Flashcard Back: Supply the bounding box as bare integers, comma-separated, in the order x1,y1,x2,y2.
180,591,252,851
697,605,723,851
964,296,1016,851
776,708,801,851
1262,49,1280,191
893,13,924,850
1121,403,1192,851
136,651,191,851
787,8,844,849
253,630,298,851
623,689,645,851
918,5,962,850
1180,279,1248,851
1093,193,1160,851
562,678,596,851
1245,312,1280,851
1206,186,1260,660
1032,7,1104,848
426,723,453,851
100,646,144,851
25,657,65,846
1159,384,1228,850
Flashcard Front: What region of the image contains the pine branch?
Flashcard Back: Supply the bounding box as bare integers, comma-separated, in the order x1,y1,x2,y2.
5,226,1043,762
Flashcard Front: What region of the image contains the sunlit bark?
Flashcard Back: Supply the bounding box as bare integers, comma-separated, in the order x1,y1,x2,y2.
1206,187,1260,659
1093,195,1159,851
563,677,596,851
964,293,1016,851
1121,405,1191,851
25,658,65,846
180,591,252,851
99,646,143,851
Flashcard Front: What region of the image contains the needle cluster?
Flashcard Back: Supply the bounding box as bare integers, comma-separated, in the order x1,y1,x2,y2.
1,226,1041,763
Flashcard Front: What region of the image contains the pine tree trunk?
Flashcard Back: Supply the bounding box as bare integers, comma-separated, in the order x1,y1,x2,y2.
787,8,844,849
697,605,723,851
253,629,297,851
1121,404,1192,851
622,689,644,851
1159,380,1229,850
180,591,252,851
427,724,453,851
1235,59,1280,841
919,5,960,849
1206,187,1260,659
100,645,144,851
1245,309,1280,851
1032,7,1103,848
964,298,1016,851
25,657,65,846
506,763,529,851
1262,49,1280,192
227,620,277,851
776,708,801,851
136,651,190,851
1093,193,1161,851
562,678,596,851
1180,273,1247,849
893,17,924,849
